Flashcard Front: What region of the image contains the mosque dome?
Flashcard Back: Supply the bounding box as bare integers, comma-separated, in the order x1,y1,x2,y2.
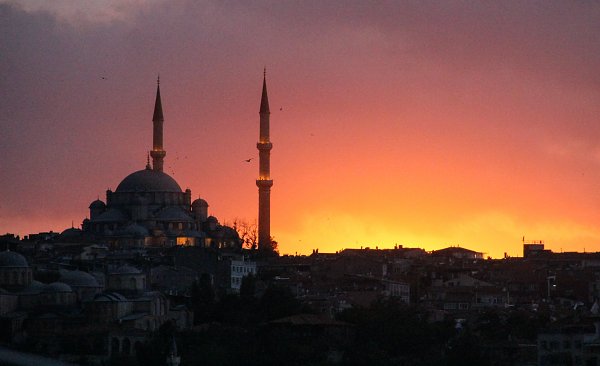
192,198,208,207
89,199,106,209
45,282,73,293
20,280,46,294
116,169,182,193
60,227,82,238
0,251,28,268
59,270,100,288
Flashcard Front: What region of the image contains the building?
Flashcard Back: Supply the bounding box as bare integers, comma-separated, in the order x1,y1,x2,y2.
538,321,600,366
81,79,240,251
230,257,258,293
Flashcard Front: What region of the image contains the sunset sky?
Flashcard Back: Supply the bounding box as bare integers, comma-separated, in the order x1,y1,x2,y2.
2,1,600,258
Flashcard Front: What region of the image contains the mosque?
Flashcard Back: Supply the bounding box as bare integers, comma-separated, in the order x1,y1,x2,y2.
80,79,240,250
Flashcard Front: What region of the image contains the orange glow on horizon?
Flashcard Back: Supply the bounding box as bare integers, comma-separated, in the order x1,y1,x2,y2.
3,2,600,260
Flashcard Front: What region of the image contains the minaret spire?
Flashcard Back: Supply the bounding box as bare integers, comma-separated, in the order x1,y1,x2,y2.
260,67,270,114
256,69,273,253
150,76,166,172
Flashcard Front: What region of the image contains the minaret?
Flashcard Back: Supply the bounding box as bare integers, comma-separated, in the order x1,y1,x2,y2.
150,76,166,172
256,69,273,252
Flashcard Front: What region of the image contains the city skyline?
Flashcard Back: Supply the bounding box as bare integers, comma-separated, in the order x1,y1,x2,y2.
2,1,600,258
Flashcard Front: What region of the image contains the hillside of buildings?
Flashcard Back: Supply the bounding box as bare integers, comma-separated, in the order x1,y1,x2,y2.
1,233,599,365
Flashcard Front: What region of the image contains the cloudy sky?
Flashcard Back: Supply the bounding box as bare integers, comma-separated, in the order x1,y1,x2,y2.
2,0,600,257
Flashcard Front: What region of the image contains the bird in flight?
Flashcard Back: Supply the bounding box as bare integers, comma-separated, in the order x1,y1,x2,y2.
100,76,107,80
243,158,254,163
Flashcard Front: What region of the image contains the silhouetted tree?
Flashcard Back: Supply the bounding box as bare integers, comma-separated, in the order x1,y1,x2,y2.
259,285,302,321
445,329,489,366
268,236,279,254
232,219,258,250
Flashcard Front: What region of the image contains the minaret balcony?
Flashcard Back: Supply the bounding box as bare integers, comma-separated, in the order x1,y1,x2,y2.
256,179,273,188
150,150,166,158
256,142,272,151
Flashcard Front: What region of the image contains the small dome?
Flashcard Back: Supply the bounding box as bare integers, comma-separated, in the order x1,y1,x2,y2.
116,169,182,193
207,216,218,223
59,270,100,288
45,282,73,293
192,198,208,207
89,199,106,209
0,250,28,268
20,280,46,294
60,227,82,238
